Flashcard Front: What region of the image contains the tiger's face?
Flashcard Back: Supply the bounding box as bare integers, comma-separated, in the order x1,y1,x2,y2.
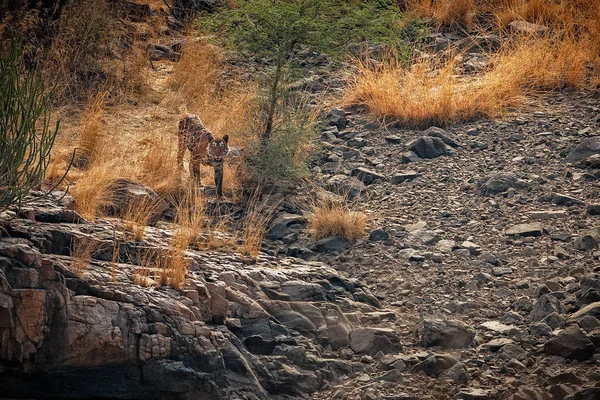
207,134,229,164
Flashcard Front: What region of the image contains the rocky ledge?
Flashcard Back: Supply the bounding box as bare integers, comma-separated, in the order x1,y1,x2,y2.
0,193,397,399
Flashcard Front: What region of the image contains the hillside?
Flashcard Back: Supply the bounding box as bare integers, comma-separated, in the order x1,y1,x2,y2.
1,1,600,399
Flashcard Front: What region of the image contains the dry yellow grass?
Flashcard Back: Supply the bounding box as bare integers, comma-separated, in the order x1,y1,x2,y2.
345,29,597,127
78,91,107,166
69,162,119,219
308,198,368,243
172,187,207,249
121,197,157,241
169,40,258,196
70,236,102,277
410,0,476,29
239,190,277,260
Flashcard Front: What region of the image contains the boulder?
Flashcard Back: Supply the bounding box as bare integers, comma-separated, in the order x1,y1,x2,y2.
326,175,365,199
505,223,543,237
544,325,595,361
421,318,475,349
476,173,529,196
565,137,600,164
408,136,450,159
349,328,402,356
350,167,386,185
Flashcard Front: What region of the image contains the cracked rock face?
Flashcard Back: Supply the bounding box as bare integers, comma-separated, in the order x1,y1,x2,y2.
0,194,397,399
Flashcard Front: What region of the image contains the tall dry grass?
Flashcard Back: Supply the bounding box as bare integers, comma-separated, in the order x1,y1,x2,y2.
345,30,598,127
308,197,368,243
239,190,277,260
172,187,207,249
78,91,108,165
169,40,257,196
70,236,102,277
121,197,158,241
410,0,477,29
47,0,115,103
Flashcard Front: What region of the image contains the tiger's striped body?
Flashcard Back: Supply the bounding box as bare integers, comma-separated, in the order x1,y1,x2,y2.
177,114,229,197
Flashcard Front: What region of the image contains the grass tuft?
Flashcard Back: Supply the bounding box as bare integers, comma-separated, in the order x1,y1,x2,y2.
308,197,367,243
70,236,102,277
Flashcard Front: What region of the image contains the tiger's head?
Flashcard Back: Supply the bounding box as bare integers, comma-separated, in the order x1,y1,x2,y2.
207,134,229,164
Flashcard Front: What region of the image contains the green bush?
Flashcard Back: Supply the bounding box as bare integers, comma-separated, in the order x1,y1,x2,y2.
0,39,61,210
245,111,318,182
201,0,404,139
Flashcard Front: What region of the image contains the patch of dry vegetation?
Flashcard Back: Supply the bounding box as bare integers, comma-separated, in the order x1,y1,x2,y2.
70,236,102,277
409,0,476,29
169,40,258,196
347,0,600,127
121,198,157,241
172,188,206,249
308,198,367,243
239,191,277,260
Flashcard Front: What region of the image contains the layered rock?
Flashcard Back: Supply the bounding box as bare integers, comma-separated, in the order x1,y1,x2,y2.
0,195,397,399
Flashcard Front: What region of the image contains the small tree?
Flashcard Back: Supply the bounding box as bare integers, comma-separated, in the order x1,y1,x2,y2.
202,0,403,140
0,39,61,210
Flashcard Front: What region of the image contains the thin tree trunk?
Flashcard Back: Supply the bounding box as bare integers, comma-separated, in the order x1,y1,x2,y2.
263,48,284,141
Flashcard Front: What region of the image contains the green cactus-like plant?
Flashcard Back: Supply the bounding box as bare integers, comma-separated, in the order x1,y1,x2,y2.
0,39,61,210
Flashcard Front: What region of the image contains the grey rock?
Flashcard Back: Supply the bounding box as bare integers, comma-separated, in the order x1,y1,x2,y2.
421,318,475,349
408,136,450,159
349,328,402,356
565,136,600,164
476,173,529,196
350,167,386,185
506,222,543,237
530,294,566,322
544,325,595,361
314,236,350,253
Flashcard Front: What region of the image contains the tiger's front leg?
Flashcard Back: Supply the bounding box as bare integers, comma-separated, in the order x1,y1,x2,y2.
189,155,202,186
214,166,224,198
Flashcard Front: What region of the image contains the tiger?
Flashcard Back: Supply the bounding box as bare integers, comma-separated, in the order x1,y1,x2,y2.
177,114,229,198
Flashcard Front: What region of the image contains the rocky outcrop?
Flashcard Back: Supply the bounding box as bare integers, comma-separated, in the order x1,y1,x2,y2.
0,195,394,399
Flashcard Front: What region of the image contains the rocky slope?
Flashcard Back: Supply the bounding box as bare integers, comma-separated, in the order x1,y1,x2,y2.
0,192,401,399
265,90,600,399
